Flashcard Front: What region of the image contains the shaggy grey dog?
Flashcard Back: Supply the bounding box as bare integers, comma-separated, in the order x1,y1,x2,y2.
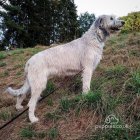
6,15,124,123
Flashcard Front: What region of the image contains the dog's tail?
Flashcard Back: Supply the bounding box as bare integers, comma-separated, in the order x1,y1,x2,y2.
6,62,30,96
6,79,30,96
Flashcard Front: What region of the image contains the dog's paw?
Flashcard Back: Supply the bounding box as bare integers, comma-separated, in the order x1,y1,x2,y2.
30,117,39,123
16,105,24,110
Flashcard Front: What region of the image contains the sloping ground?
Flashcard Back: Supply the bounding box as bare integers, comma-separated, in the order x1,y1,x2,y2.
0,32,140,140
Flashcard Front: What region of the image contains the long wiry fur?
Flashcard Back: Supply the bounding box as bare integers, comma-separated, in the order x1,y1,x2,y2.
6,15,124,123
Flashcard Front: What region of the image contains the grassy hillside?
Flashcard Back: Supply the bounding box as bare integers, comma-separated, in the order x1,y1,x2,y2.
0,32,140,140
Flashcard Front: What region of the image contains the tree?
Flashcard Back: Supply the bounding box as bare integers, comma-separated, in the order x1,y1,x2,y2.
0,0,79,50
51,0,78,43
77,12,95,37
0,1,34,48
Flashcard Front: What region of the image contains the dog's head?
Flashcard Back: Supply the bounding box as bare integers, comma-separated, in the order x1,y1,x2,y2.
95,15,125,33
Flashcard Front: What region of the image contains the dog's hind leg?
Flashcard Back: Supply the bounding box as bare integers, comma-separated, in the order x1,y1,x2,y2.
27,74,47,123
16,94,27,110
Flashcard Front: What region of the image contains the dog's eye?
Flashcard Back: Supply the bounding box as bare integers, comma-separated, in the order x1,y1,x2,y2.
110,17,113,20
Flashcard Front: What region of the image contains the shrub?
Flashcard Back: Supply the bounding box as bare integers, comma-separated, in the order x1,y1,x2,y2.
121,12,140,33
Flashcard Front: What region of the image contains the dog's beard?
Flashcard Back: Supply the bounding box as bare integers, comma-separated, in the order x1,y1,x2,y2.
110,26,121,31
109,25,123,33
110,23,124,31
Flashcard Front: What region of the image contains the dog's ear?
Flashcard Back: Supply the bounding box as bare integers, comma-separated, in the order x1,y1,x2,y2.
95,16,103,29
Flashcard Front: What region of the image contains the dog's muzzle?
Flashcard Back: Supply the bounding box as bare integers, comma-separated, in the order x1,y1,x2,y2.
110,20,125,31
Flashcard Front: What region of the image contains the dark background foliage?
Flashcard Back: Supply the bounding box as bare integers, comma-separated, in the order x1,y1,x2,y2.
0,0,95,50
0,0,83,49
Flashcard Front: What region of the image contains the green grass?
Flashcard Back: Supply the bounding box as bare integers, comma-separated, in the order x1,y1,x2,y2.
46,98,54,106
29,48,44,55
47,127,59,140
91,77,108,91
60,97,71,112
0,62,6,67
45,112,62,122
20,126,46,139
105,65,127,79
127,35,140,46
129,50,140,57
83,91,102,106
132,71,140,94
59,91,102,113
93,79,105,90
107,35,118,45
16,71,22,76
43,81,55,95
14,64,23,69
125,70,140,95
0,109,12,121
20,126,35,138
103,94,123,113
37,131,46,139
11,49,24,55
0,52,7,60
70,76,82,92
0,70,9,78
75,91,103,114
107,33,128,47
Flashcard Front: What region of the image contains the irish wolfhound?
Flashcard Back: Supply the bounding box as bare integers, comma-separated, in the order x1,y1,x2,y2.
6,15,125,123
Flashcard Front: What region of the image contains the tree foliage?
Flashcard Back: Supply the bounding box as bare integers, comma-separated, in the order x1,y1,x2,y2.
77,12,95,37
121,11,140,33
0,0,78,49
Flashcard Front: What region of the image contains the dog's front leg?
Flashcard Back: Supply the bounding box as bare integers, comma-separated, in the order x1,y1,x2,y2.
82,67,93,94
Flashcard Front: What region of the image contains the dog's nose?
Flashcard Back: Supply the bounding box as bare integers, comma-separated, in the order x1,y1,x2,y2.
121,21,125,25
